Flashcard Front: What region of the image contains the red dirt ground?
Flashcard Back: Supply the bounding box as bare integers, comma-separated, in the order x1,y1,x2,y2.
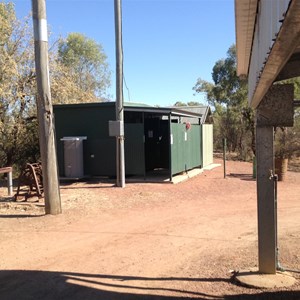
0,158,299,299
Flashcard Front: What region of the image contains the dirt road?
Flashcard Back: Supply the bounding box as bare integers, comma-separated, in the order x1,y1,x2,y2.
0,159,299,299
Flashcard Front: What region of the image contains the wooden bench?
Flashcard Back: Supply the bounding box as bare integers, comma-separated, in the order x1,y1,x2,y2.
0,167,13,196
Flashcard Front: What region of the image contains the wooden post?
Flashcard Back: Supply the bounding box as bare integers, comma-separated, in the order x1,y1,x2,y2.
32,0,62,214
7,169,13,196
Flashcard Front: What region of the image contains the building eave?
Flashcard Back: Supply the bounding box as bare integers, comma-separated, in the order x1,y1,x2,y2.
235,0,258,77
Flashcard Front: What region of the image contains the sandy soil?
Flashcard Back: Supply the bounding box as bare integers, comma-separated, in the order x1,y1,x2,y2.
0,158,299,299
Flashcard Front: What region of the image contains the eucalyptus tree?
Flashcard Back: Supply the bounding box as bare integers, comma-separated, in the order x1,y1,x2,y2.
54,33,111,103
193,45,255,159
0,3,38,168
0,4,111,169
174,101,203,107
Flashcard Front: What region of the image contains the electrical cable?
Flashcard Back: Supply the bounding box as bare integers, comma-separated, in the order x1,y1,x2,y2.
123,73,131,102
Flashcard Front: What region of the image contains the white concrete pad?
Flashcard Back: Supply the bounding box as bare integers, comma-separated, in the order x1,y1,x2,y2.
234,268,296,289
203,163,221,171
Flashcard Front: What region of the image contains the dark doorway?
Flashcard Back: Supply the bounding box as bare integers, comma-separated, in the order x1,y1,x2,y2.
144,115,170,172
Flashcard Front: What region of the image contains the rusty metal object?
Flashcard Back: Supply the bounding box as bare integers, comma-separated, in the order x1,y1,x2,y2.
15,163,44,201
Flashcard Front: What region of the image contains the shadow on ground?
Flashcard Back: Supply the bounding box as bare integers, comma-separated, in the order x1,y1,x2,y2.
0,270,299,300
0,214,44,218
228,173,255,181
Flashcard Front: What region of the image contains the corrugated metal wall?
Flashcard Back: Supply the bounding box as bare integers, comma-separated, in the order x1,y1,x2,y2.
202,124,213,167
54,104,208,178
171,123,202,175
54,104,116,176
124,123,145,175
54,104,145,177
248,0,291,102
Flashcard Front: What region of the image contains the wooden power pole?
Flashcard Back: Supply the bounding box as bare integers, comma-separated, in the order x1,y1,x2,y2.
114,0,125,187
32,0,62,214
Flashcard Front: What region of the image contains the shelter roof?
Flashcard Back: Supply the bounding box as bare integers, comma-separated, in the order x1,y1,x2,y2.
53,101,205,120
172,106,213,124
235,0,300,107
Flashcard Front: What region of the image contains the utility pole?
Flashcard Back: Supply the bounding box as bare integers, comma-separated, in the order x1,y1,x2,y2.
114,0,125,187
32,0,62,214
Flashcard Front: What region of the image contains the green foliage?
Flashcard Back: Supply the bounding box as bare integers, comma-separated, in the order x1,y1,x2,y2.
0,5,111,170
278,76,300,99
194,45,248,107
58,33,104,69
187,101,203,106
273,79,300,159
55,33,111,102
274,108,300,159
193,45,255,160
174,101,203,107
0,3,37,168
174,101,187,107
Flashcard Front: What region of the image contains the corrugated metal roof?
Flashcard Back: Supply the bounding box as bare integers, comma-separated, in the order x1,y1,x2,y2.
171,106,212,124
235,0,300,108
53,101,151,109
125,105,203,119
53,102,204,120
124,102,152,107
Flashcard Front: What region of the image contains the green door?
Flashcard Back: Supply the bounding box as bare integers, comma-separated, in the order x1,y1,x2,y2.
171,123,202,175
125,123,145,176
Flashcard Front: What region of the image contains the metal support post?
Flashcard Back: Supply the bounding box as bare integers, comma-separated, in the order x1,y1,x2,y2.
269,171,284,271
256,126,276,274
168,113,173,182
255,84,294,274
114,0,125,187
223,138,227,178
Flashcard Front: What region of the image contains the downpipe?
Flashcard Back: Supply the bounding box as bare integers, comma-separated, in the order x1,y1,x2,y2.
269,170,285,272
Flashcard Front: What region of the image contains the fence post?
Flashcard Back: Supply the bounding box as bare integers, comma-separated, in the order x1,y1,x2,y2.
223,138,227,178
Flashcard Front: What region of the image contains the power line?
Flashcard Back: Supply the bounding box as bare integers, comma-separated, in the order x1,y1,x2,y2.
123,73,131,102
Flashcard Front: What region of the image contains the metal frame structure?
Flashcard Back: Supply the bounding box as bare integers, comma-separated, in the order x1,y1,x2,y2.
235,0,299,274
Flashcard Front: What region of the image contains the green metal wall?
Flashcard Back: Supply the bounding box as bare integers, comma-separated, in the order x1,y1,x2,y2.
124,123,145,176
54,103,116,176
54,103,205,178
170,123,202,175
54,103,145,177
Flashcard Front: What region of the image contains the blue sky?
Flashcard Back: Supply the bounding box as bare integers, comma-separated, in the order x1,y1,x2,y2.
11,0,235,106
